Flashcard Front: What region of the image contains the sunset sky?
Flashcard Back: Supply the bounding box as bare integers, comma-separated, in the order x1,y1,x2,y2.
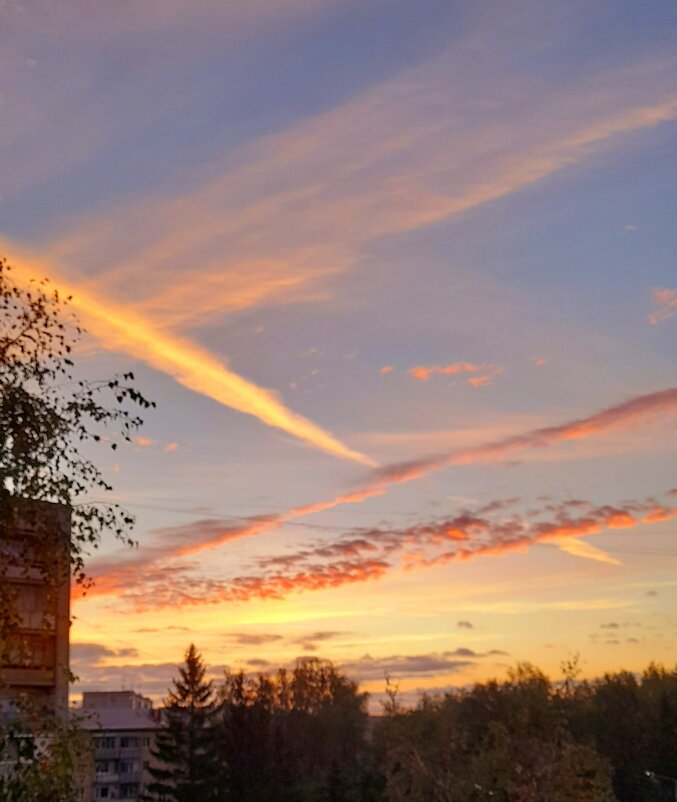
2,0,676,705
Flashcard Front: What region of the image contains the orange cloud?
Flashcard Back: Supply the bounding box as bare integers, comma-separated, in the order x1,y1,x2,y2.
164,442,179,452
5,53,675,479
648,287,677,325
134,437,155,447
81,493,675,610
397,498,676,572
77,386,677,602
2,249,375,467
467,367,503,388
549,537,621,566
409,362,483,381
380,366,395,374
373,387,677,487
409,362,503,387
41,53,677,338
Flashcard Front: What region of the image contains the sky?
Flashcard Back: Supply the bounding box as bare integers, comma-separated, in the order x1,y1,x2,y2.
1,0,676,706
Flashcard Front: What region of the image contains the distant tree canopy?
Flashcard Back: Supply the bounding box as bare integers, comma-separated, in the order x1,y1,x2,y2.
216,657,381,802
375,661,677,802
151,650,383,802
153,651,677,802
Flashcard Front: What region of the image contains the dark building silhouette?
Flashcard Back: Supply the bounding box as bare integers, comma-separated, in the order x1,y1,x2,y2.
0,499,71,718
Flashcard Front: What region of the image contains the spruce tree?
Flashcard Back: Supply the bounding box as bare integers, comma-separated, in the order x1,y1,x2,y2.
147,644,219,802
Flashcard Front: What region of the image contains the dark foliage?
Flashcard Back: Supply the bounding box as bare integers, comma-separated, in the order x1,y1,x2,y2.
562,663,677,802
214,658,383,802
147,644,220,802
375,661,677,802
0,256,154,588
0,702,91,802
148,650,677,802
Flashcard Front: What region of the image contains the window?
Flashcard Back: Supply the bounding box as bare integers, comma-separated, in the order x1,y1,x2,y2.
94,736,116,749
120,736,139,748
95,760,109,774
3,632,56,669
99,788,109,799
119,783,140,798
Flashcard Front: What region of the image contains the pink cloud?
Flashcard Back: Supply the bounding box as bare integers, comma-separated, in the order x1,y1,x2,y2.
409,362,503,388
78,387,677,604
409,362,484,381
648,288,677,325
374,387,677,487
81,492,675,610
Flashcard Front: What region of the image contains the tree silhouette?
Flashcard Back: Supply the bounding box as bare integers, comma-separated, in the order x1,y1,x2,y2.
148,644,219,802
215,658,382,802
0,256,154,595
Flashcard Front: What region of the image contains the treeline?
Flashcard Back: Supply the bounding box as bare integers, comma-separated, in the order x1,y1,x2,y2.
149,645,379,802
148,646,677,802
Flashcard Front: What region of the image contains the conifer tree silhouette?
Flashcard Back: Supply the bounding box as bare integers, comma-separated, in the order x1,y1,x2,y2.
147,644,218,802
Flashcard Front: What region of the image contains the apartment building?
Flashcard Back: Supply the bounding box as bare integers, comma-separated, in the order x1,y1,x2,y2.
81,690,161,801
0,498,70,718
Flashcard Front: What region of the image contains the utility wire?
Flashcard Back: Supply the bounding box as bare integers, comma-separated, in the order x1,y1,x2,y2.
84,497,677,549
72,614,173,666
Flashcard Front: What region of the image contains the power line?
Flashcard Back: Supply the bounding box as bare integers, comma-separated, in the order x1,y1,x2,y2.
72,614,172,665
85,497,677,533
87,497,423,520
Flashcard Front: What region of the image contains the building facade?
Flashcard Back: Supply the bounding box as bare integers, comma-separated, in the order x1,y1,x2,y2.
81,690,161,801
0,498,70,718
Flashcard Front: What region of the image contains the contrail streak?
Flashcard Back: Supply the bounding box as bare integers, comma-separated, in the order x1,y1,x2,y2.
80,385,677,591
3,243,376,467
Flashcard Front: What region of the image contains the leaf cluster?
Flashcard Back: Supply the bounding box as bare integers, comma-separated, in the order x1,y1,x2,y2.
0,257,154,583
0,702,91,802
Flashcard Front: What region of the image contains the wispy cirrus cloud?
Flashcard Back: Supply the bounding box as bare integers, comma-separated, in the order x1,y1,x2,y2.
649,288,677,325
77,386,677,602
0,0,348,199
371,387,677,488
2,251,375,467
43,54,677,332
5,40,677,467
548,537,621,566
